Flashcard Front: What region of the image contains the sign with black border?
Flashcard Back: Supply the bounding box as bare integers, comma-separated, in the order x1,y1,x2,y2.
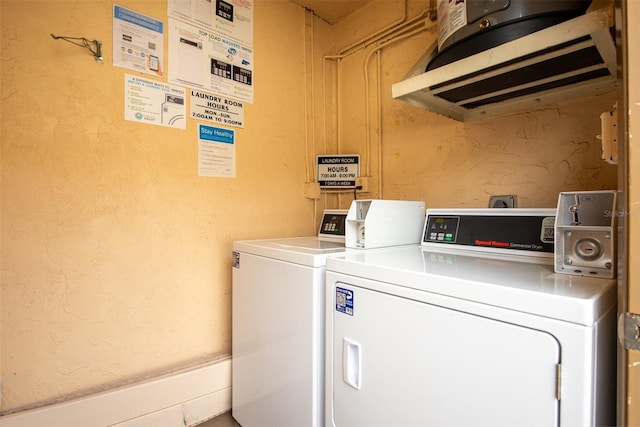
317,154,360,188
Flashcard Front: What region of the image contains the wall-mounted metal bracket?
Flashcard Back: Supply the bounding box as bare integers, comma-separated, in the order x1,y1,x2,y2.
51,34,103,63
619,312,640,351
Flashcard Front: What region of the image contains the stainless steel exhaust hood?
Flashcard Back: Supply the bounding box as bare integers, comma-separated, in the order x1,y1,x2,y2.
391,4,616,121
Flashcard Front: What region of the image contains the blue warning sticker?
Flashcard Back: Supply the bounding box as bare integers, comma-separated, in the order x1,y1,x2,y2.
336,287,354,316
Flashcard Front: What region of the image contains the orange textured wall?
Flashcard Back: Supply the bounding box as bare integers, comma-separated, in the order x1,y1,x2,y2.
0,0,621,415
0,0,329,412
332,1,617,207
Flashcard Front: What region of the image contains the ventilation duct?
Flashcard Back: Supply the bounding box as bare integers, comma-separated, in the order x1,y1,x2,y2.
391,4,616,121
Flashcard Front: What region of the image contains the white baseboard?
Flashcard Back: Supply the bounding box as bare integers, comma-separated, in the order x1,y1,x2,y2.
0,357,232,427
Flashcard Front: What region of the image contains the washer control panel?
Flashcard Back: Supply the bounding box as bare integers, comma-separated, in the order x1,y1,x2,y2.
318,210,348,238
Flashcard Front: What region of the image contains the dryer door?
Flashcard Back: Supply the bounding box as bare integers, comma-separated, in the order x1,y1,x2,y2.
330,283,561,427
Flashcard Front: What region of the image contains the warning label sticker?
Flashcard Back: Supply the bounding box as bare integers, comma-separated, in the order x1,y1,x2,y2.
336,287,354,316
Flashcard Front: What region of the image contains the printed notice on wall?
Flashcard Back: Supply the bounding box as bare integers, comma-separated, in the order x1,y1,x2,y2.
198,124,236,177
168,18,253,103
190,89,244,128
113,5,165,76
317,155,360,188
168,0,253,46
125,74,186,129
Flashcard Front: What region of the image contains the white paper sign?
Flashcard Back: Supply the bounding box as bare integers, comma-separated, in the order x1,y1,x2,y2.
198,124,236,177
125,74,186,129
168,18,253,103
190,89,244,128
168,0,253,46
113,5,165,76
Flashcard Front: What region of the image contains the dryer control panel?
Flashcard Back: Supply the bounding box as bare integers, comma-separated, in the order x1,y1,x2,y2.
423,208,556,256
424,216,460,243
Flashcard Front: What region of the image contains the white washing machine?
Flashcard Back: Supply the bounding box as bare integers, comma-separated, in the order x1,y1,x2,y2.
325,209,617,427
232,209,348,427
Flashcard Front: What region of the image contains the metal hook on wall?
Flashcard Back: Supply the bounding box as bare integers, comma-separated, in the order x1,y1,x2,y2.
50,34,103,63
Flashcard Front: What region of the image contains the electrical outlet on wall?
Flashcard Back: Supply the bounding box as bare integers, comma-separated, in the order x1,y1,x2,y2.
489,195,517,208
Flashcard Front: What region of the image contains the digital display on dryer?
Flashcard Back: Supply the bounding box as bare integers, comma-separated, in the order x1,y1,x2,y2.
424,216,459,243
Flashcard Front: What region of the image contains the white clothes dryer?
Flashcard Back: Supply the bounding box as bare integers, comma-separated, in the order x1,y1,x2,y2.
325,209,616,427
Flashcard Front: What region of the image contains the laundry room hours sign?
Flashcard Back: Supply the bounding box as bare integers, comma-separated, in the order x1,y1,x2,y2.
317,155,360,188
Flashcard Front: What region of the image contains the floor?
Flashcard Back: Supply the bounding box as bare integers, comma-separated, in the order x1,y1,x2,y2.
195,411,240,427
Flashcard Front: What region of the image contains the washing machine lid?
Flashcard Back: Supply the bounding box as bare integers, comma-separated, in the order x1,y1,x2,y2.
326,245,616,326
233,236,346,267
232,210,349,266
